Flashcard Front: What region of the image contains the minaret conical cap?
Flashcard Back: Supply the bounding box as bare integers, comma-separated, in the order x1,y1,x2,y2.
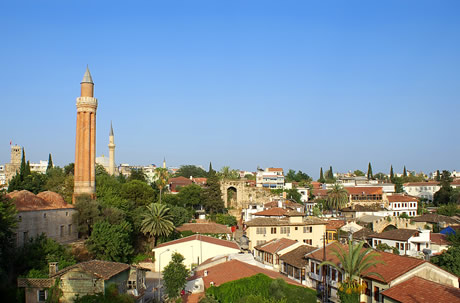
81,65,94,84
110,121,114,136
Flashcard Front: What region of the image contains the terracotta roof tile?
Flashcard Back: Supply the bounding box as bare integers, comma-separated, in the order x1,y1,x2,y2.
326,220,346,230
246,217,326,227
267,168,283,172
430,233,450,246
345,187,383,195
403,181,439,187
176,223,231,234
307,244,426,283
254,238,298,254
196,259,301,288
412,213,460,225
370,229,419,241
381,276,460,303
155,234,239,250
387,194,418,202
279,245,317,268
7,190,74,212
52,260,130,280
254,207,287,216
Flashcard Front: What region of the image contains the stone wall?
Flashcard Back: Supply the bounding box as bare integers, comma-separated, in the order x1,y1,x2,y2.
16,208,78,246
60,269,104,303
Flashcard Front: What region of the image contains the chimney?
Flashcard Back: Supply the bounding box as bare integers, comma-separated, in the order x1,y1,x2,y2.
49,262,58,276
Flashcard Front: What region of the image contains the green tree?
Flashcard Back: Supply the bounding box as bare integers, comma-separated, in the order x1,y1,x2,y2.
285,188,302,204
437,203,459,216
403,166,407,177
219,166,240,180
177,184,203,208
320,240,384,301
175,165,207,178
140,203,174,247
435,169,441,181
127,169,147,183
318,167,325,183
46,153,53,173
20,148,27,180
431,246,460,277
353,170,365,177
64,163,74,176
163,252,190,300
120,180,155,206
86,220,134,263
367,162,373,180
201,174,225,214
0,193,17,282
390,165,394,181
433,170,453,206
73,195,102,237
155,167,169,204
393,177,404,193
168,205,192,227
215,214,237,226
326,184,348,216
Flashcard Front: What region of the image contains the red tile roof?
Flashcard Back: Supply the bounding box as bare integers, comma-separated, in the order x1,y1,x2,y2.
155,234,239,250
307,244,426,284
196,259,301,288
192,178,207,184
326,220,346,230
267,168,283,172
254,207,287,216
381,276,460,303
7,190,74,212
176,223,231,234
387,194,418,202
51,260,129,280
345,187,383,195
279,245,317,268
254,238,297,254
370,229,419,241
430,233,450,246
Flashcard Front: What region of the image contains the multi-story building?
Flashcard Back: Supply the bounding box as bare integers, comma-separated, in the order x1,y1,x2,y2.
403,182,440,202
370,229,431,258
256,167,285,189
29,160,49,174
245,213,326,250
387,194,418,217
253,238,302,271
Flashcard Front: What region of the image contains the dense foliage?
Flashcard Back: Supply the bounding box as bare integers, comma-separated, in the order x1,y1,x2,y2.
73,283,134,303
431,233,460,276
205,274,316,303
163,252,190,300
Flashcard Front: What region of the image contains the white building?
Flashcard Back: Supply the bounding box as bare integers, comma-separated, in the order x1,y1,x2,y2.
256,167,284,189
370,229,430,258
403,182,440,201
151,235,240,271
387,194,418,217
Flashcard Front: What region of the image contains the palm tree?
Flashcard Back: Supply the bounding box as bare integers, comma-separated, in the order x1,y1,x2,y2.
141,203,174,247
155,167,169,203
327,184,349,217
320,239,384,301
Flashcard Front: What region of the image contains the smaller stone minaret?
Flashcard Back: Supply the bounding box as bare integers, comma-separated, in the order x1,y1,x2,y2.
108,122,116,176
163,157,166,169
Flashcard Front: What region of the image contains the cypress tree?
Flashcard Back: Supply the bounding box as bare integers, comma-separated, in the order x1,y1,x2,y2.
390,165,394,181
47,153,53,172
403,166,407,177
19,148,26,181
329,166,334,179
367,162,373,180
435,170,441,181
25,160,31,176
319,167,324,181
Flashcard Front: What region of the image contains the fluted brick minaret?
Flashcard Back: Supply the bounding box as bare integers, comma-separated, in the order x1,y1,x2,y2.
73,66,98,202
108,121,116,175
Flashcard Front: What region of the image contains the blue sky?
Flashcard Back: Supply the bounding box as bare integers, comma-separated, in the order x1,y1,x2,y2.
1,1,459,178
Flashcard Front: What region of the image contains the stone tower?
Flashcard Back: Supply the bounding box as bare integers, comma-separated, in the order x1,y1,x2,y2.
108,122,116,175
73,66,98,202
5,144,21,183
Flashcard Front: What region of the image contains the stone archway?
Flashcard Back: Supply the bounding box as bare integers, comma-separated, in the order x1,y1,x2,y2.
382,224,397,232
227,186,237,208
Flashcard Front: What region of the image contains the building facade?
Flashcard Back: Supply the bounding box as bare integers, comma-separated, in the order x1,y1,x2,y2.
256,167,285,189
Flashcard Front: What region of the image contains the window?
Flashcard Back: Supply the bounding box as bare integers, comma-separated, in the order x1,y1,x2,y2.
38,290,47,302
303,226,312,233
60,225,64,237
43,213,46,218
256,240,266,246
18,216,22,222
374,286,380,302
310,262,315,273
303,239,312,245
66,212,68,216
331,268,336,281
23,231,29,244
363,281,370,296
271,227,277,234
280,227,290,234
295,227,298,231
68,224,72,235
256,227,266,234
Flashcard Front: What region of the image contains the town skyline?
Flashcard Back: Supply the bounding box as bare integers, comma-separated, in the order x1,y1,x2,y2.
1,1,459,177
